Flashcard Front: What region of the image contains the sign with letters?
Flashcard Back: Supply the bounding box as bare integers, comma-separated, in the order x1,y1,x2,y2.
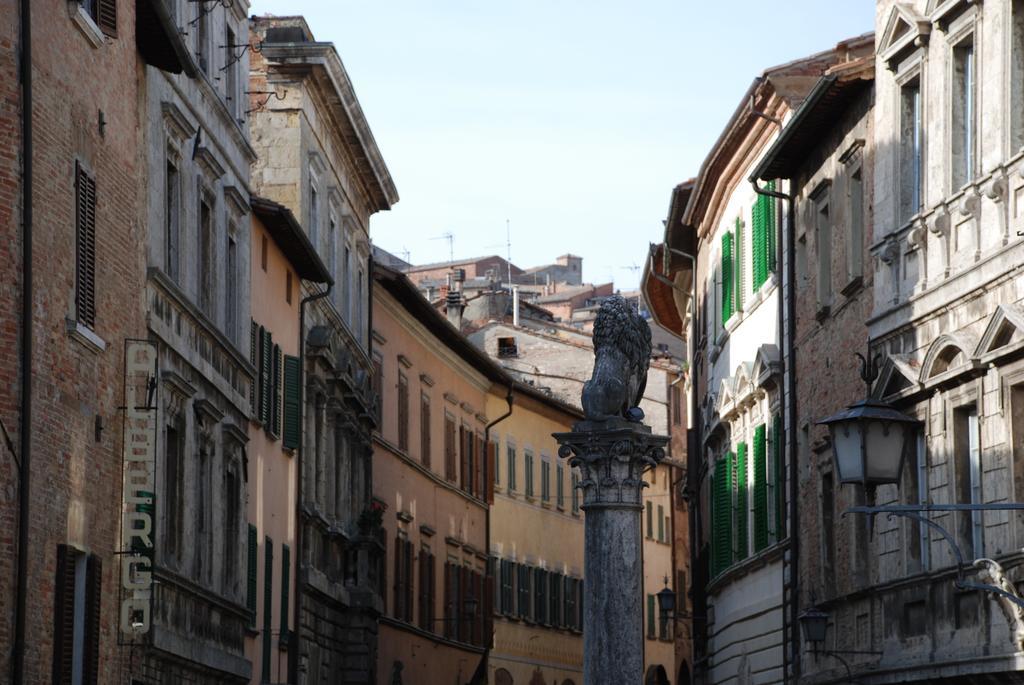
119,340,158,639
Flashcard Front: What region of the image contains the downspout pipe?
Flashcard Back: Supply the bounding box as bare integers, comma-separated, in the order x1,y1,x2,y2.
480,386,514,680
751,177,797,683
13,0,32,681
290,282,332,684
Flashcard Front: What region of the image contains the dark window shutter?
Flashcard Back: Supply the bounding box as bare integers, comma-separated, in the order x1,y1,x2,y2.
735,442,748,560
405,541,414,622
766,180,778,273
486,441,496,504
271,344,282,437
246,524,258,626
249,320,258,418
476,434,486,499
282,355,301,450
393,535,402,619
428,552,436,628
753,424,769,551
721,232,733,325
280,544,290,644
262,537,273,682
75,163,97,330
484,570,494,647
443,561,452,638
397,374,409,451
773,414,786,538
52,545,76,684
96,0,117,36
420,396,431,467
83,554,102,685
258,327,270,424
460,426,470,493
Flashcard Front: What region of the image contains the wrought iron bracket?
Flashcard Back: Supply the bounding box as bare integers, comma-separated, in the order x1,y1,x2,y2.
845,502,1024,611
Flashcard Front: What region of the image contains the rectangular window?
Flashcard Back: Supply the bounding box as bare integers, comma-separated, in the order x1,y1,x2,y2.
657,504,665,542
646,501,653,538
224,25,238,116
262,537,273,682
74,162,97,330
52,545,101,685
752,180,777,289
444,414,457,482
285,270,293,305
1012,1,1024,150
397,372,409,452
951,37,976,189
343,246,352,323
493,437,501,486
646,593,656,638
460,425,474,495
671,385,682,427
541,459,551,502
393,536,414,622
328,217,338,303
224,468,239,592
712,455,733,576
226,234,238,342
372,354,383,428
954,405,982,559
282,355,301,450
247,524,258,626
517,563,531,620
260,234,268,271
525,450,534,497
418,547,435,631
900,78,923,223
81,0,116,36
500,560,514,616
549,573,562,627
822,472,835,584
847,168,864,284
198,193,214,318
280,544,290,644
309,184,319,249
507,444,517,491
556,464,564,508
270,344,282,437
164,419,183,560
534,568,548,625
571,470,580,513
420,394,431,467
816,198,832,311
165,158,180,281
733,217,744,311
497,336,518,358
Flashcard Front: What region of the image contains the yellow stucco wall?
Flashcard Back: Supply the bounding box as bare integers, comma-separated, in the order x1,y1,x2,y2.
245,215,301,684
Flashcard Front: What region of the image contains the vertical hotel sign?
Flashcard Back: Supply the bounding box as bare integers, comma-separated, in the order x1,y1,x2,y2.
120,340,158,639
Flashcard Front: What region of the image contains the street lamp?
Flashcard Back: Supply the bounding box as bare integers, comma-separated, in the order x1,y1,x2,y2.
656,584,675,619
798,607,829,646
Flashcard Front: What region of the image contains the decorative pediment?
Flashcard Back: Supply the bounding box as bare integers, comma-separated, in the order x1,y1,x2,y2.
752,344,782,390
975,303,1024,362
716,378,734,418
921,332,980,387
927,0,981,31
872,353,921,400
881,3,931,70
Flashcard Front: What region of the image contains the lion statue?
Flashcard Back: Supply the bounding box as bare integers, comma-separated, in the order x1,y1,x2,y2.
581,295,652,422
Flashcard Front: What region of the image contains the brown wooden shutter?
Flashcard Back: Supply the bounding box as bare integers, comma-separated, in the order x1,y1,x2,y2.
484,570,494,647
404,541,414,621
393,535,402,619
420,396,431,468
443,561,451,638
52,545,76,684
75,163,97,329
83,554,102,685
459,426,470,493
486,441,496,504
475,434,485,499
96,0,117,37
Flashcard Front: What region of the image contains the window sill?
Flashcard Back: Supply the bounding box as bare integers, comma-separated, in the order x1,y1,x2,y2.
840,275,863,298
66,318,107,354
68,2,105,48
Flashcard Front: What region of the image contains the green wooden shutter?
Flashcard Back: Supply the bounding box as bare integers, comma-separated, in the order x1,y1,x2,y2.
260,327,271,425
271,344,282,437
280,544,290,644
647,594,655,637
752,198,765,289
713,456,732,576
247,524,258,626
734,218,744,311
721,232,734,325
262,536,273,682
773,414,785,539
646,501,653,538
735,443,748,560
753,424,769,551
250,320,258,417
766,180,777,273
283,355,301,450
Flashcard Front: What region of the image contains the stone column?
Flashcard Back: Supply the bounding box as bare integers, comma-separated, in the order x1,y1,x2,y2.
555,418,668,685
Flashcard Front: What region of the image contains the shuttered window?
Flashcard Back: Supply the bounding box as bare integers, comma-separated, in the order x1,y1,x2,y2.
565,577,579,630
393,536,414,622
95,0,117,36
270,344,282,437
556,464,565,509
246,525,258,626
773,414,786,539
500,560,514,615
507,444,517,491
525,451,534,497
166,159,180,281
735,442,748,560
541,459,550,502
418,548,435,631
534,567,548,625
444,414,456,482
74,163,97,330
646,594,656,638
571,471,580,514
53,545,101,685
549,573,563,627
720,231,734,325
282,355,301,450
476,434,486,500
460,425,472,495
249,321,258,418
280,544,290,645
372,354,383,428
657,504,665,543
420,394,431,467
752,181,778,290
259,327,271,425
734,217,744,311
397,372,409,451
753,424,769,551
517,563,531,620
712,456,733,577
486,440,496,504
262,537,273,682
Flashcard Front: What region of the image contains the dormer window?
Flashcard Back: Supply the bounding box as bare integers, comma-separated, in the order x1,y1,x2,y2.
497,337,518,358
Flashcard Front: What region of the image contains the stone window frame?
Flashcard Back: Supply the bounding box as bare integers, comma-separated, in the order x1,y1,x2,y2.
945,14,981,195
894,55,927,230
221,431,247,600
942,379,984,564
164,145,184,284
841,141,867,295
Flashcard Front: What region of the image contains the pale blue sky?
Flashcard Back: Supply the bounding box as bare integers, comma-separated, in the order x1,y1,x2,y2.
250,1,875,289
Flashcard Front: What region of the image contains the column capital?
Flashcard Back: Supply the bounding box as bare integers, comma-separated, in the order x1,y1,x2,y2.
554,418,668,509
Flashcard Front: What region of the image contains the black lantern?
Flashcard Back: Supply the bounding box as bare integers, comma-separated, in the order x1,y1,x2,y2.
817,397,920,488
656,585,676,619
798,607,829,645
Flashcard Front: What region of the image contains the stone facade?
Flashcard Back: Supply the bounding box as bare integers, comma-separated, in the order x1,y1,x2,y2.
249,15,398,684
138,0,256,681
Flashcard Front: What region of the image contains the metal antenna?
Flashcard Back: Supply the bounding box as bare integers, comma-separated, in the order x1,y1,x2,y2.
400,247,411,269
430,232,454,265
506,219,512,286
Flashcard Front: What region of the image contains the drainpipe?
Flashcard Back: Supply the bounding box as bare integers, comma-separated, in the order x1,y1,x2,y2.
290,282,332,684
12,0,32,681
480,386,514,681
751,177,797,683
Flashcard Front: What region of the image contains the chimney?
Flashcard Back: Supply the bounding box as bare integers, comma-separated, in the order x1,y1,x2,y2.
512,286,520,327
446,269,466,330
